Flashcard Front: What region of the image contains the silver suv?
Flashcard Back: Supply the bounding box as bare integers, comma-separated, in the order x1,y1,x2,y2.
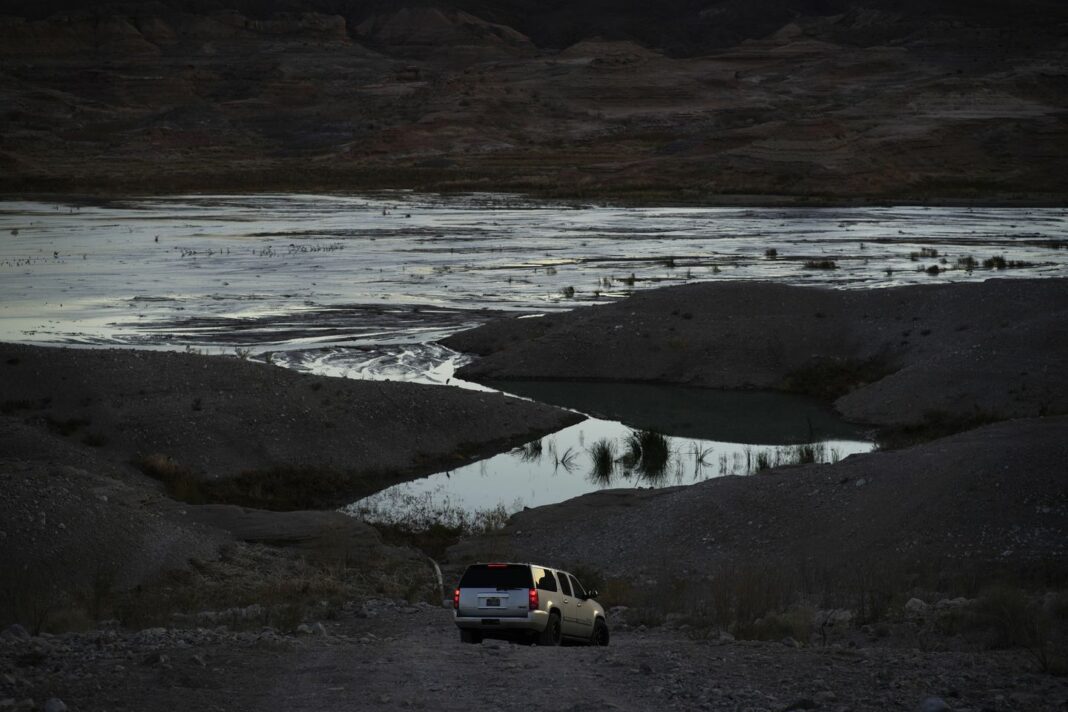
453,562,609,646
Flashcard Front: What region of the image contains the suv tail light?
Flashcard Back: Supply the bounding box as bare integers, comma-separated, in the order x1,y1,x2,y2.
528,588,538,610
453,588,460,610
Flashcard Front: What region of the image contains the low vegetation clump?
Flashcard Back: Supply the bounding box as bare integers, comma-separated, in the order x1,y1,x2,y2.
983,255,1034,270
875,409,1004,449
587,438,616,485
135,453,377,510
803,260,837,269
780,356,895,401
622,429,671,481
350,492,513,559
910,247,939,260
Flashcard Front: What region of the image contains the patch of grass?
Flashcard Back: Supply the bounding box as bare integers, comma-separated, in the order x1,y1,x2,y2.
587,438,616,485
780,356,895,401
136,454,364,510
622,429,671,482
355,494,512,559
803,260,837,269
910,247,939,260
765,248,778,259
983,255,1034,270
517,438,543,463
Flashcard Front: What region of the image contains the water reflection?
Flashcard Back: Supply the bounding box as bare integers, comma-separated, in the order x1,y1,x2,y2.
347,386,874,525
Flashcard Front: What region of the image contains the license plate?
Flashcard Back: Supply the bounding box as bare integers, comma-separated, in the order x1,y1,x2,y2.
486,598,500,607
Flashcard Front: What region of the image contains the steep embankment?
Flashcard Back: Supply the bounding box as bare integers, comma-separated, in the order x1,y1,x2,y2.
444,278,1068,428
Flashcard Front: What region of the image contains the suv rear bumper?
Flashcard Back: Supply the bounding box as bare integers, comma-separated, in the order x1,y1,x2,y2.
454,609,549,632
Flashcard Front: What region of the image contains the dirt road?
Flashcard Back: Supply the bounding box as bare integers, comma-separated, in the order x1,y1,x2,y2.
7,602,1063,711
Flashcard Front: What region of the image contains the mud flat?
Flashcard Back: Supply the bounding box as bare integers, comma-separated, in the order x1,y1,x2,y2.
445,277,1068,430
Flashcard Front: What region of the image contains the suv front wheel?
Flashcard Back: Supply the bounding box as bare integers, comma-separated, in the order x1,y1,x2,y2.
538,611,562,646
591,618,610,646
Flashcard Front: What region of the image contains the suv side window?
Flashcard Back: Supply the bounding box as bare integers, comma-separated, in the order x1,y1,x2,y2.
558,571,573,596
569,575,587,600
533,567,558,592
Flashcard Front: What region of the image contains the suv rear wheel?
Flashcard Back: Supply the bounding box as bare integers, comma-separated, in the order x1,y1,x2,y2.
538,611,562,646
460,629,483,644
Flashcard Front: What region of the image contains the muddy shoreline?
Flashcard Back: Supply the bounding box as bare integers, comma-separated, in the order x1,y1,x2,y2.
4,185,1067,209
445,278,1068,431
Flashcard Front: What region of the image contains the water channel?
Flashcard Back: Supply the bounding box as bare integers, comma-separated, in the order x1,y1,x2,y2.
2,194,1064,520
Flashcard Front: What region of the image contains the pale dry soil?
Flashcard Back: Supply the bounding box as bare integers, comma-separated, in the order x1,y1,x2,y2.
3,601,1065,712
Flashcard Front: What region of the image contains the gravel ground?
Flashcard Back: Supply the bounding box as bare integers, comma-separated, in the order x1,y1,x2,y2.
444,278,1068,427
3,601,1065,712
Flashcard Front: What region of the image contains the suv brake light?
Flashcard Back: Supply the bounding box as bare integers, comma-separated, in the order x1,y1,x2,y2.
453,588,460,609
528,587,538,610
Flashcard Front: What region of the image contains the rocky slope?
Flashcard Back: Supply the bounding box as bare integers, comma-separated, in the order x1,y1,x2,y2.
1,0,1066,201
0,342,579,629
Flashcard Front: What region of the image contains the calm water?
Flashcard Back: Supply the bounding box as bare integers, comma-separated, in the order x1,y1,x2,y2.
2,194,1065,385
347,383,873,524
2,194,1063,518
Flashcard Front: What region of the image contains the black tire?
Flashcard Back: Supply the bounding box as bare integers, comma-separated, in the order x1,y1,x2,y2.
460,629,482,644
538,611,562,646
591,619,610,646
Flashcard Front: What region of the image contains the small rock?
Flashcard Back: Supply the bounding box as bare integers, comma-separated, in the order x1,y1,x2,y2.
313,622,327,636
43,699,67,712
914,697,951,712
781,636,800,648
2,625,30,642
855,478,867,487
295,624,313,635
140,652,169,667
191,654,207,667
905,598,928,615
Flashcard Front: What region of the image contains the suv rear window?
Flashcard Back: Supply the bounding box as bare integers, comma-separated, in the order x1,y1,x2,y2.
459,564,534,590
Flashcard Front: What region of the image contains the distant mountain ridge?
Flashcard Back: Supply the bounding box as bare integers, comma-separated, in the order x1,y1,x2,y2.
4,0,1065,55
1,0,1065,200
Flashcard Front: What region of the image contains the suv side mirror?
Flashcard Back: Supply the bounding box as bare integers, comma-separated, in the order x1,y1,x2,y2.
586,589,599,600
